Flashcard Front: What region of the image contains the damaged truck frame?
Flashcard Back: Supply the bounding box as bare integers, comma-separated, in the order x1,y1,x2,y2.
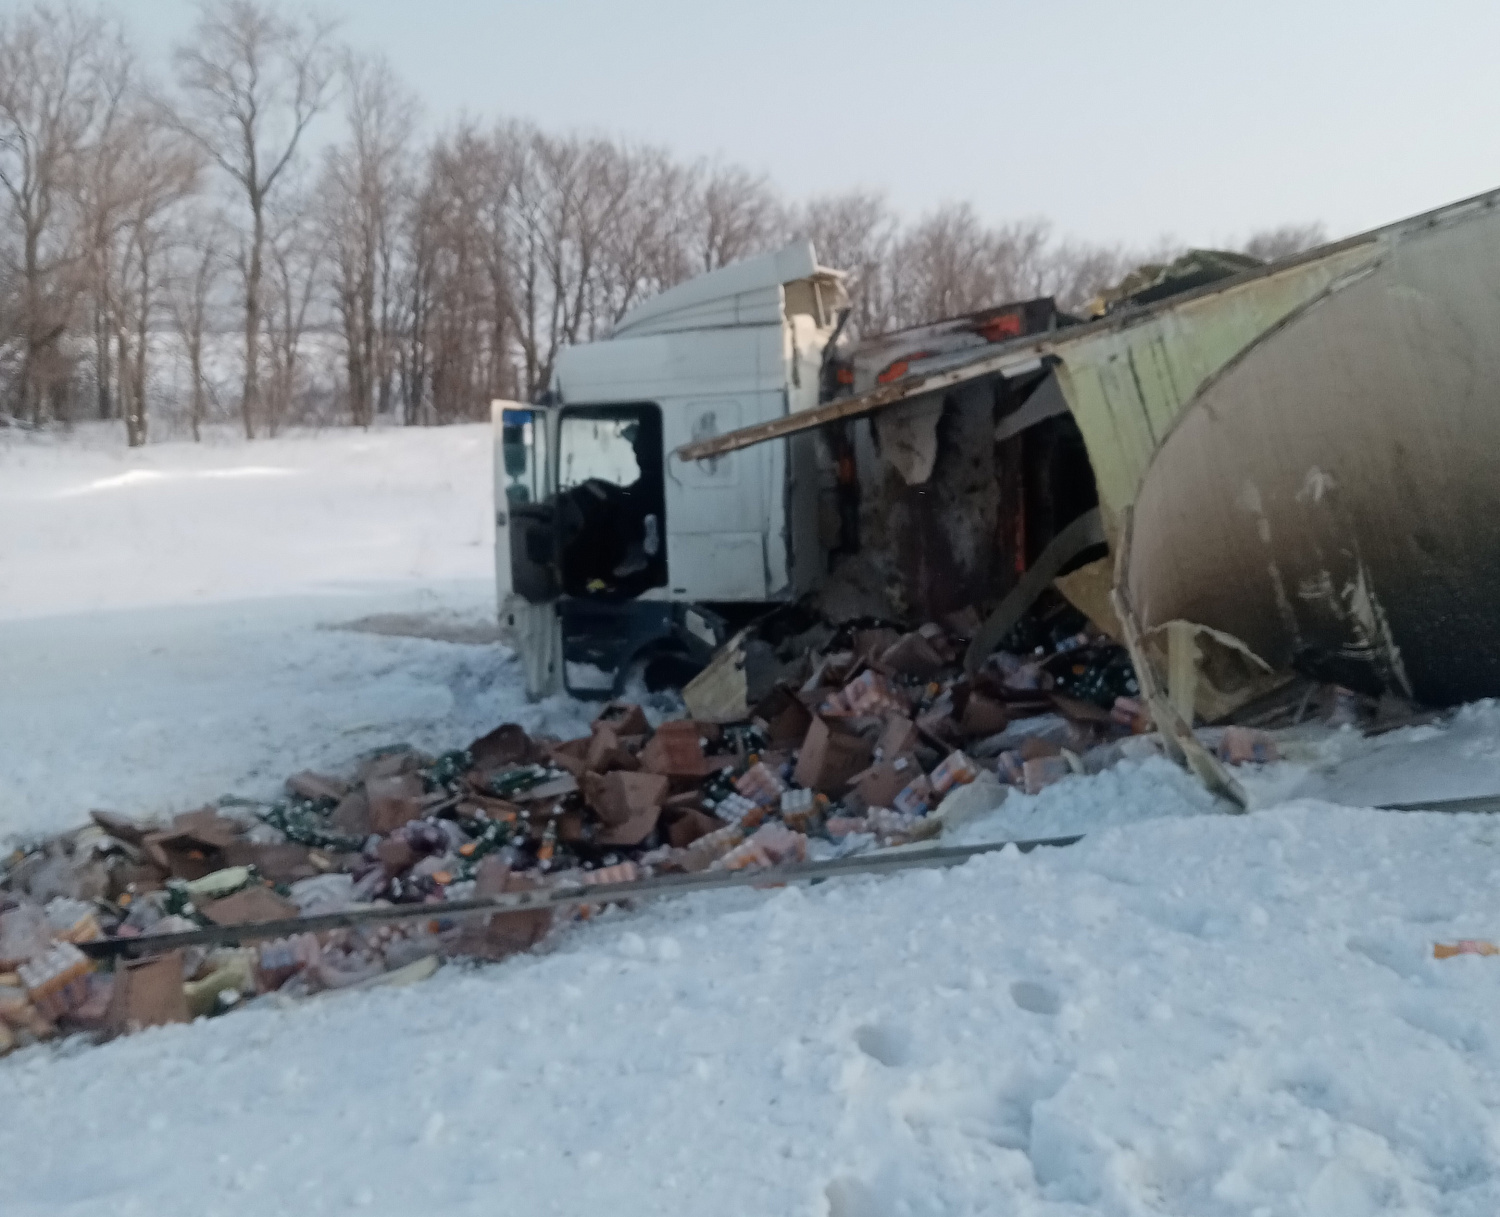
496,185,1500,727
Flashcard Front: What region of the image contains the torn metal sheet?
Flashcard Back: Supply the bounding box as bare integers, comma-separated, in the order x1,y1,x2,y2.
1111,508,1248,809
1126,192,1500,706
964,508,1105,672
995,369,1070,443
874,392,944,485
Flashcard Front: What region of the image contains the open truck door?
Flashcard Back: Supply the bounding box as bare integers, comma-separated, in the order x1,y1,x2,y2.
493,400,563,700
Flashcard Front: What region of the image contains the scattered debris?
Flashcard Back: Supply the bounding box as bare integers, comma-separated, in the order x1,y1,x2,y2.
0,600,1417,1056
1434,940,1500,960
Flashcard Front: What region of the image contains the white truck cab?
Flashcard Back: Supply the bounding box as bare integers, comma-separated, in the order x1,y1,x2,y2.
494,242,849,698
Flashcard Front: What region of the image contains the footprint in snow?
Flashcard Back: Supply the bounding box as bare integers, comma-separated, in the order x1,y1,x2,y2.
854,1022,912,1067
1010,980,1061,1016
824,1176,886,1217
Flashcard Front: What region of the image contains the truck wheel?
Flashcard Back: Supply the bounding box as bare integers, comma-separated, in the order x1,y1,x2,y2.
618,649,703,694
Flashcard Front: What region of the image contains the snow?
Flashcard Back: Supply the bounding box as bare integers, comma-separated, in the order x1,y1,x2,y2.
7,802,1500,1216
947,753,1226,844
6,425,1500,1216
0,424,595,841
0,421,495,620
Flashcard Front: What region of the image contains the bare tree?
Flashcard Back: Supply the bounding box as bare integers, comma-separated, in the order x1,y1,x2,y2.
595,144,697,325
885,203,1007,328
72,28,134,423
262,192,324,434
0,3,119,423
1242,222,1326,263
401,123,511,423
1037,240,1132,314
173,0,336,438
693,162,780,273
322,51,414,427
791,189,897,334
165,207,228,441
106,116,199,446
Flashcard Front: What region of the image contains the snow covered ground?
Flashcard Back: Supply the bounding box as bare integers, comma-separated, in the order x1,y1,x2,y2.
5,424,1500,1216
0,423,593,840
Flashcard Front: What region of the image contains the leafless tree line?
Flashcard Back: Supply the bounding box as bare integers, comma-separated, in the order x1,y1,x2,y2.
0,0,1327,445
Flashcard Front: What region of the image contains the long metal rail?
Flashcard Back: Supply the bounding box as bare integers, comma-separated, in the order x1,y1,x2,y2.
67,787,1500,961
77,834,1085,960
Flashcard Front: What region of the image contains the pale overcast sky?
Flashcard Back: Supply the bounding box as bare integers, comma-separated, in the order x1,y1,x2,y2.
109,0,1500,249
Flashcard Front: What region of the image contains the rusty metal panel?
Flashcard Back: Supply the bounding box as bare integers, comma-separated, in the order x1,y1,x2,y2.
1126,196,1500,705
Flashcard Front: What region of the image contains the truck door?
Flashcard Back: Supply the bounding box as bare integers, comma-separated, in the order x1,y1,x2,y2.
495,402,559,604
494,401,564,699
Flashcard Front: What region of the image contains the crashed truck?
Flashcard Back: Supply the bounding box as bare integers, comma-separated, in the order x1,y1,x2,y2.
494,185,1500,727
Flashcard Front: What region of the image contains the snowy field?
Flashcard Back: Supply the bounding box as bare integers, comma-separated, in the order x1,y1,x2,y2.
5,424,1500,1216
0,422,593,841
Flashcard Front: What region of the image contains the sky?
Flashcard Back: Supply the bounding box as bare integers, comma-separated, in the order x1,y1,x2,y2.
104,0,1500,251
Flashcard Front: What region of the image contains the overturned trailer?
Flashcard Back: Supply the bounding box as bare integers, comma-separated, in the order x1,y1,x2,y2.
680,187,1500,716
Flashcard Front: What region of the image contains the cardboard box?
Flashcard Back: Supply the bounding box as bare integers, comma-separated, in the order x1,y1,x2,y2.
555,809,588,844
453,861,552,960
366,774,426,834
221,841,317,883
546,737,591,779
594,702,650,737
639,720,708,777
960,692,1010,738
754,687,814,749
171,809,242,847
585,724,640,772
588,770,668,829
1051,694,1116,726
141,832,227,882
876,715,921,759
107,951,189,1034
665,808,727,849
596,803,663,847
357,747,431,783
1019,736,1063,761
916,707,963,747
879,632,948,679
468,722,535,771
199,886,300,926
285,772,349,803
792,717,874,793
850,754,922,808
329,787,373,836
